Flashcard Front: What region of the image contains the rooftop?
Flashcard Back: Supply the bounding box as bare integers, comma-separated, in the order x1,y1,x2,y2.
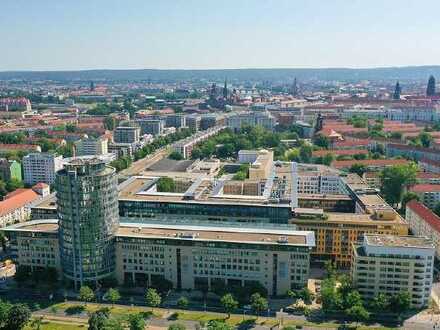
0,188,40,217
407,200,440,233
116,223,315,247
364,234,434,249
1,219,58,233
410,184,440,193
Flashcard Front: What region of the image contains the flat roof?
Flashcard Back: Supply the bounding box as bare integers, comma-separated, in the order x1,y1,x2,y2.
364,234,434,249
1,219,58,233
117,223,315,247
119,176,290,207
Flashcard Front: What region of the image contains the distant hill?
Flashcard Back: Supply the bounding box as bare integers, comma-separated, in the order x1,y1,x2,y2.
1,66,440,82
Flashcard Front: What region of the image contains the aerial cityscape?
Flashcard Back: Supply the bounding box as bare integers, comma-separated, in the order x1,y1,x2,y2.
2,1,440,330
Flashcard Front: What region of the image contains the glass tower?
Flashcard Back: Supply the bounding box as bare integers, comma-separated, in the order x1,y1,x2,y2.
56,157,119,287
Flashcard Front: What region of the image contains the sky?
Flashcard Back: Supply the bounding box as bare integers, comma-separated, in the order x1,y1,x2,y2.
1,0,440,71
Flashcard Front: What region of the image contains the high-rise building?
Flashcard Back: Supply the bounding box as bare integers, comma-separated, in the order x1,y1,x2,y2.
427,75,436,96
23,153,63,185
136,119,164,136
56,157,119,287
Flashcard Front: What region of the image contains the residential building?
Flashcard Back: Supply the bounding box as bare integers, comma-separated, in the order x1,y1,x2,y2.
74,136,108,156
22,153,63,185
406,200,440,258
0,188,40,227
56,157,119,287
0,159,22,181
137,119,164,136
227,111,276,132
165,114,186,129
185,115,201,131
409,184,440,209
331,159,409,171
351,234,434,308
113,122,141,144
387,144,440,162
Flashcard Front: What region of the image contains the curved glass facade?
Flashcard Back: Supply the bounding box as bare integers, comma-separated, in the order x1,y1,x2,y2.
56,158,119,286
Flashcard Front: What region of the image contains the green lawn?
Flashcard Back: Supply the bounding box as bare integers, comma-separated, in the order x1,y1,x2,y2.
51,302,162,318
25,321,87,330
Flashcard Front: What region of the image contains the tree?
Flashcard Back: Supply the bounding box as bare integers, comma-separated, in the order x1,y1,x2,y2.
419,132,433,148
207,320,233,330
0,231,7,252
129,313,146,330
0,180,7,199
177,296,189,309
104,288,120,306
78,286,95,305
299,145,312,163
380,163,418,207
324,260,336,278
250,293,268,316
349,163,367,177
345,304,370,324
389,291,411,314
168,324,186,330
220,293,238,318
3,303,31,330
88,308,110,330
297,287,314,305
393,81,401,100
65,123,77,133
369,293,389,312
168,151,184,160
103,116,116,130
5,178,23,192
156,177,175,193
145,288,161,308
314,135,329,149
401,192,419,211
30,316,43,330
427,75,436,96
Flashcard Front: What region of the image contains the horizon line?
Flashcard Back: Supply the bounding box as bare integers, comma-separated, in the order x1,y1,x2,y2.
2,64,440,73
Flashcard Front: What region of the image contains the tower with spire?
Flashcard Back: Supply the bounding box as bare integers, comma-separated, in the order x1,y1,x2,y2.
393,81,401,100
222,79,228,99
291,78,299,97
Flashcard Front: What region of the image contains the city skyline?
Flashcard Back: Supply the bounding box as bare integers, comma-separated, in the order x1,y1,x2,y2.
2,0,440,71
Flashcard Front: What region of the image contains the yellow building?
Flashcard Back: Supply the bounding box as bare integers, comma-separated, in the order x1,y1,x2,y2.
291,207,408,267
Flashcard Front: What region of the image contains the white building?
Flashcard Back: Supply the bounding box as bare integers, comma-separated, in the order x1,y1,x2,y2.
352,234,434,308
227,111,276,132
23,153,63,185
296,164,345,195
74,136,108,156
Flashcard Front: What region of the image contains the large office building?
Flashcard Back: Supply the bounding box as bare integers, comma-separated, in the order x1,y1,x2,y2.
227,111,276,132
352,234,434,308
22,153,63,185
3,156,315,295
56,157,119,287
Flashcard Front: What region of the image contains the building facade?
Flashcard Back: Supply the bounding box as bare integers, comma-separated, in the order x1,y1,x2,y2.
22,153,63,185
352,234,434,308
56,157,119,287
0,158,22,181
74,136,108,156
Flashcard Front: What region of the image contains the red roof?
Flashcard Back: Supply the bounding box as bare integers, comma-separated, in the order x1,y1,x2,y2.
410,184,440,193
407,200,440,233
0,188,39,217
312,149,368,157
333,139,370,148
331,158,408,169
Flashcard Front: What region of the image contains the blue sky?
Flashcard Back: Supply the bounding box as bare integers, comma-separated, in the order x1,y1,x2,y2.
1,0,440,71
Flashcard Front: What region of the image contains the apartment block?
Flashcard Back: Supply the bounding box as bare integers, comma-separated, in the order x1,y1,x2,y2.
22,153,63,185
351,234,434,308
